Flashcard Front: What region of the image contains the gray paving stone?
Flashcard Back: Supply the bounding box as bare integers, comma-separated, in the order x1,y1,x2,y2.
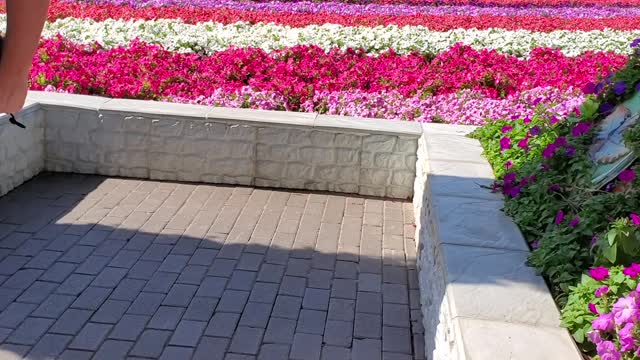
78,230,110,246
0,343,30,358
27,333,72,359
141,244,172,262
271,295,301,320
189,249,218,266
108,314,149,340
47,235,80,252
158,254,190,273
94,240,126,257
0,302,37,328
32,294,76,318
331,279,357,299
0,288,20,312
258,343,290,360
59,349,93,360
208,258,236,277
225,354,256,360
7,317,54,345
286,259,310,277
110,278,146,301
91,267,128,288
257,264,284,283
352,339,382,360
50,309,94,335
354,313,382,339
205,312,240,338
124,233,155,251
127,292,165,315
109,250,142,269
91,300,130,324
196,276,227,298
160,346,195,360
3,269,44,290
39,262,77,283
0,327,12,342
290,333,321,360
228,270,257,291
239,302,272,328
382,352,412,360
229,326,264,355
177,264,207,285
91,340,133,360
127,260,161,280
162,284,198,307
324,320,353,347
382,284,408,304
71,286,112,310
60,245,95,264
383,303,410,328
24,250,62,269
359,273,382,293
68,322,112,351
14,239,48,257
16,281,58,304
307,269,333,289
0,255,29,275
237,253,264,271
130,329,171,358
382,326,411,354
263,317,296,344
321,346,351,360
356,291,382,314
184,296,218,321
143,271,179,294
193,336,229,360
303,288,330,311
147,306,185,330
169,319,207,346
296,309,327,335
279,276,306,297
217,290,249,313
56,274,94,296
74,255,110,275
249,282,279,304
383,266,407,285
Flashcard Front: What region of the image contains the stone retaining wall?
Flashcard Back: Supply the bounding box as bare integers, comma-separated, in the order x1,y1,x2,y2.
412,123,582,360
27,92,420,199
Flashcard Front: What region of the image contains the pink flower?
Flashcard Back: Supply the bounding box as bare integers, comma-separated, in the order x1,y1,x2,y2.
618,169,636,183
500,136,511,151
612,296,638,325
554,210,565,225
595,286,610,298
569,216,580,228
630,214,640,226
589,302,599,314
571,122,591,137
597,341,621,360
587,330,603,344
542,143,557,159
592,313,615,332
623,263,640,278
505,161,513,169
618,323,636,352
501,125,513,133
517,137,529,149
590,267,610,281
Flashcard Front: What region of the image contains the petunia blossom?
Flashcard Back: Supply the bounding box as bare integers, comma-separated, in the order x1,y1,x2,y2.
590,267,610,281
618,169,636,183
595,286,610,298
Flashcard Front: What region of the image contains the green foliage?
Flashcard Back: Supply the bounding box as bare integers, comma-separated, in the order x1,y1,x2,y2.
596,217,640,266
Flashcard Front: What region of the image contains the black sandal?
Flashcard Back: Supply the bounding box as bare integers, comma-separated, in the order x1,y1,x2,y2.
8,113,25,129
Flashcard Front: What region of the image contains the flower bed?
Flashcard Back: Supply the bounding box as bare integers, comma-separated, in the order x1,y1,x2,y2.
471,40,640,359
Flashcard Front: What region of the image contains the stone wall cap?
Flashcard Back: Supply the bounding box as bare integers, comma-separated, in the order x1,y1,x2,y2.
206,107,316,127
27,91,110,111
316,115,422,136
100,98,212,118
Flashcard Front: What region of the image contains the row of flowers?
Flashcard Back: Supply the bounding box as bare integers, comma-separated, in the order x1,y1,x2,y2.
63,0,640,18
29,38,623,108
25,1,640,33
21,15,640,57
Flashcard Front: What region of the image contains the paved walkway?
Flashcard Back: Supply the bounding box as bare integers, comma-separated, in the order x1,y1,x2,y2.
0,174,422,360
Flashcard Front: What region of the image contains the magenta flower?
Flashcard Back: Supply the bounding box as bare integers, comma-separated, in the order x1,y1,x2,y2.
596,341,621,360
590,267,610,281
587,330,603,345
623,263,640,278
548,184,561,192
504,160,513,169
582,82,596,95
499,136,511,151
589,302,599,314
542,143,557,159
554,210,565,225
522,116,531,124
592,313,615,332
517,137,528,149
612,296,638,325
529,126,541,136
571,122,591,137
554,137,567,147
631,214,640,226
501,125,513,134
569,216,580,228
618,169,636,183
504,172,516,185
595,286,610,298
618,323,636,352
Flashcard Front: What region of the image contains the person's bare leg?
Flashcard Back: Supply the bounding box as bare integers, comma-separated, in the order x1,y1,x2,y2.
0,0,50,114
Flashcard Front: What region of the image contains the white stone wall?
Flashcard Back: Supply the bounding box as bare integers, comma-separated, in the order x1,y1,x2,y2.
413,124,582,360
0,105,45,196
35,94,420,199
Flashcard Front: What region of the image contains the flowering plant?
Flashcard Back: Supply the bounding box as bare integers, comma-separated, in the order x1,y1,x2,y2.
596,212,640,266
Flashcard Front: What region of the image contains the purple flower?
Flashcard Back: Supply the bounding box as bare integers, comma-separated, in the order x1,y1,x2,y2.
596,341,621,360
595,286,609,298
592,313,615,332
618,323,636,352
505,185,521,198
591,235,600,249
600,102,614,115
499,136,511,151
636,82,640,93
522,116,531,124
504,160,513,169
569,216,580,228
542,143,557,159
590,267,610,281
517,137,528,149
587,330,603,345
589,302,599,314
631,214,640,226
549,184,561,192
595,82,605,94
549,115,559,124
554,210,565,225
554,136,567,147
566,147,576,157
582,82,596,95
571,122,591,137
612,296,638,325
529,126,541,136
614,81,627,96
618,169,636,183
501,125,513,134
531,240,540,249
624,263,640,278
504,172,516,185
631,38,640,48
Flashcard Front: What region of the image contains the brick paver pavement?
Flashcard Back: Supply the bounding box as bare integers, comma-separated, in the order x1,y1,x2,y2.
0,173,424,360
